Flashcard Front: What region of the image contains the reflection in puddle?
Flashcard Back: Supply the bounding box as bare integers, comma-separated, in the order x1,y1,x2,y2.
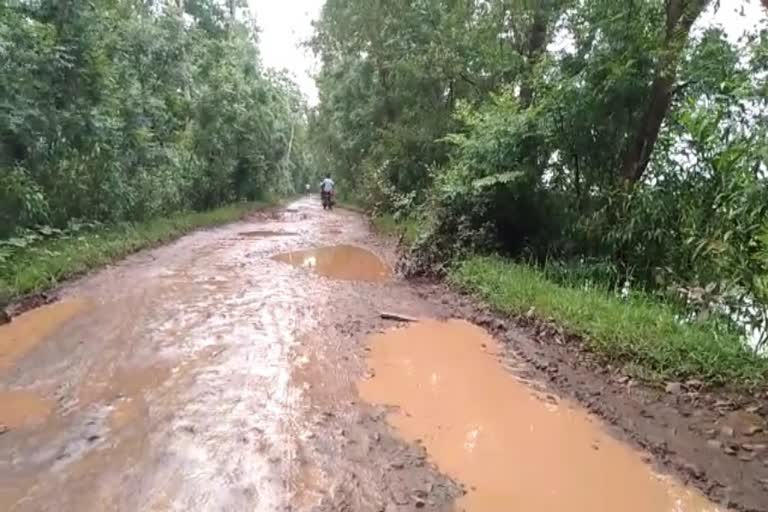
273,245,391,282
0,390,53,429
359,319,720,512
0,299,88,373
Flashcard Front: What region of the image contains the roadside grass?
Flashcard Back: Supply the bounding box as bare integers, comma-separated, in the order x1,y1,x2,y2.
372,214,421,244
334,190,367,212
450,256,768,387
0,202,267,303
337,202,366,214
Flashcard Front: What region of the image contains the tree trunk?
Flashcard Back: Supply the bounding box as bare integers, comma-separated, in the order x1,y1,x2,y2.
619,0,711,184
519,3,549,109
619,73,676,183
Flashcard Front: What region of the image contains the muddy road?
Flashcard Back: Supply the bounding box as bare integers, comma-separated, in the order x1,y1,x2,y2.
0,199,746,511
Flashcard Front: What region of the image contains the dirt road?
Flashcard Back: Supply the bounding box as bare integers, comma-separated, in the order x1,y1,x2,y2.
0,199,752,511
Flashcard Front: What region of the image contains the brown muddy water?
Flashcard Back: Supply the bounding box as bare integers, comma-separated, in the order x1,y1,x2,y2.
359,319,721,512
0,391,53,429
0,299,89,375
273,244,391,282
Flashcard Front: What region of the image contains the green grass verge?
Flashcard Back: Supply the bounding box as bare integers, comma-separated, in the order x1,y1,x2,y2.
337,202,366,214
0,202,268,303
450,256,768,387
372,214,421,244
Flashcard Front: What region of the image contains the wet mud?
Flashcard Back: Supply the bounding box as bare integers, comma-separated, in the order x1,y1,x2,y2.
360,319,719,511
238,230,296,238
0,198,764,511
0,200,448,512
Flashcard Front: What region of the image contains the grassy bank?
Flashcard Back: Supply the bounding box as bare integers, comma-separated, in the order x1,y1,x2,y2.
0,202,267,304
450,256,768,387
336,204,421,244
371,214,421,244
337,202,366,214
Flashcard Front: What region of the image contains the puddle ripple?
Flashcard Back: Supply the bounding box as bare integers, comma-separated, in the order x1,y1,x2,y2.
359,319,720,512
273,245,391,282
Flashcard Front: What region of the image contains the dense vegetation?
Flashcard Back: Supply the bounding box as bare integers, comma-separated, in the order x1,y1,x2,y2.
1,0,311,301
310,0,768,355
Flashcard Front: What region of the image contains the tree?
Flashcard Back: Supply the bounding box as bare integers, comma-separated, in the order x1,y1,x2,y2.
0,0,311,236
619,0,712,184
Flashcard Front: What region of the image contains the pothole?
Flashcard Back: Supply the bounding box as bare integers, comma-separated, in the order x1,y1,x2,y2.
0,299,89,374
273,245,391,282
359,319,720,511
0,390,53,430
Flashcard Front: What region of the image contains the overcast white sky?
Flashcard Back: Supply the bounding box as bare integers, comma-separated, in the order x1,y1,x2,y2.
248,0,324,105
248,1,767,107
699,0,767,41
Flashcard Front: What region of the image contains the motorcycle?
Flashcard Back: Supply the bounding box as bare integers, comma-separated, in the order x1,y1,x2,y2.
321,190,335,210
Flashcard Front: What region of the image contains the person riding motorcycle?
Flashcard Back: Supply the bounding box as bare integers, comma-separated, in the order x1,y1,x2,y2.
320,174,335,209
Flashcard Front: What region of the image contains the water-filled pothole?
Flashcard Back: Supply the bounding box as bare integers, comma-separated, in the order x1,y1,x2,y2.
0,299,88,374
0,390,53,429
273,245,391,282
359,319,720,511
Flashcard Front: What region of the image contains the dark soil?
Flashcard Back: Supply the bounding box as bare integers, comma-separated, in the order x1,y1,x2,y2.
3,292,58,321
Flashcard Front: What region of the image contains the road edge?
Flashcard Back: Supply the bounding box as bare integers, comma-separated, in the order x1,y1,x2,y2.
1,201,283,321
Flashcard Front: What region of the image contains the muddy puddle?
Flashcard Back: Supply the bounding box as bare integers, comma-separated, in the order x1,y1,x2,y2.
273,244,391,282
0,299,88,373
0,390,53,429
359,320,720,512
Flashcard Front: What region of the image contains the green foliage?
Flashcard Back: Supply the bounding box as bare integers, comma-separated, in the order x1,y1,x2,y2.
451,256,768,386
312,0,768,355
308,0,512,205
0,1,311,239
372,213,421,244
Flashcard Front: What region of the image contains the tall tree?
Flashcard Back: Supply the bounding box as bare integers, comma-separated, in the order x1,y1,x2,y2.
619,0,712,184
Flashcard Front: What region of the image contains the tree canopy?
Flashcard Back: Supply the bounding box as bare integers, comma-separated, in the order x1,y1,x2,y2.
1,0,312,237
310,0,768,347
